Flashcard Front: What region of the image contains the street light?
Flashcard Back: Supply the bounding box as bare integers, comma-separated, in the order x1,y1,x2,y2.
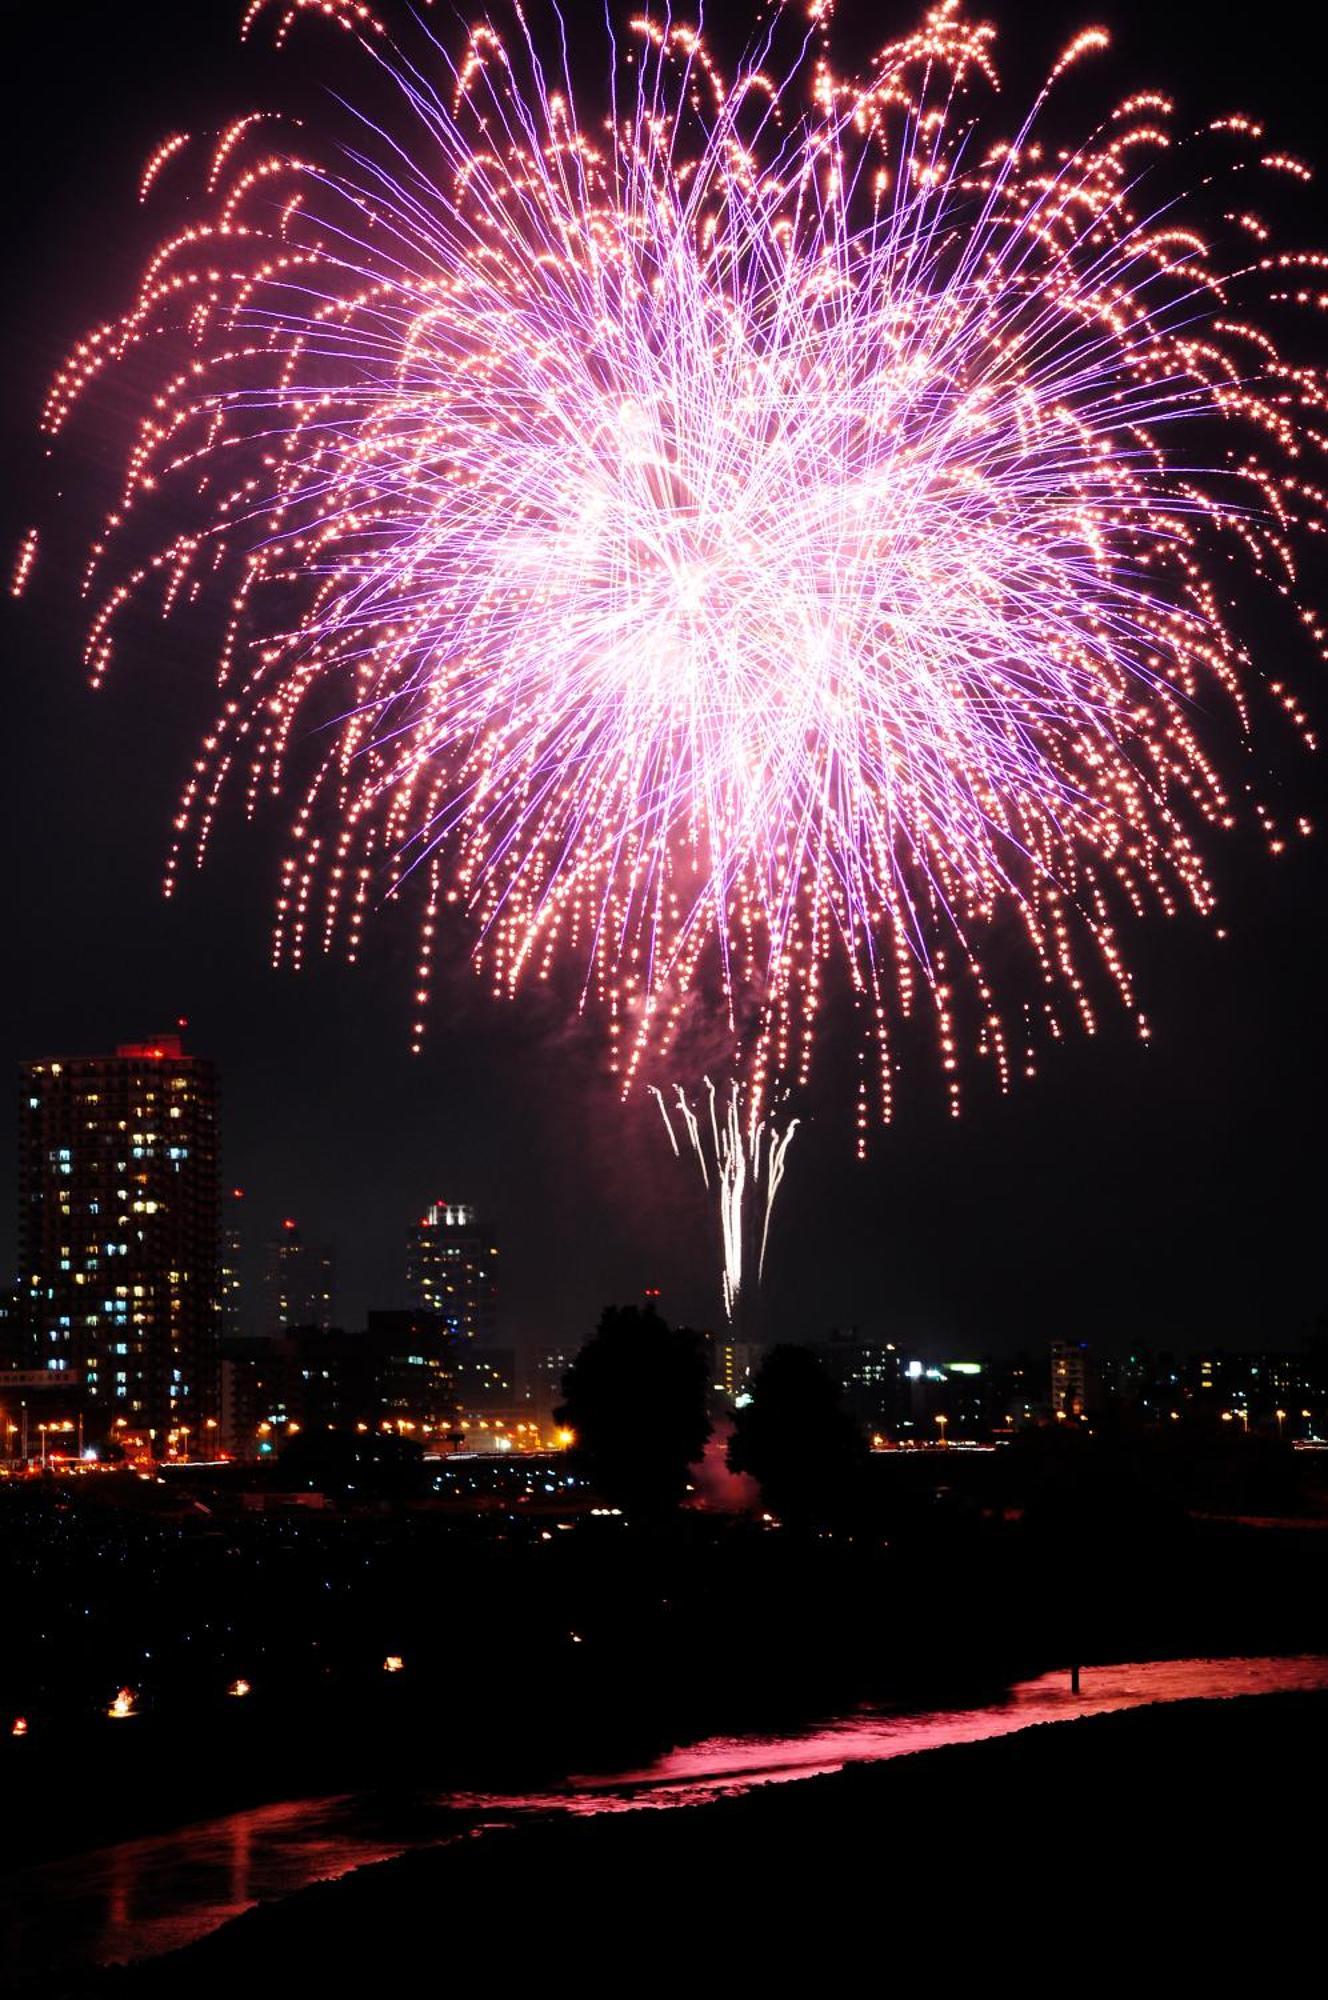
935,1413,949,1447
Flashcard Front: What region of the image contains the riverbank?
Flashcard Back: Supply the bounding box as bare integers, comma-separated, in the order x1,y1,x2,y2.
8,1488,1328,1882
57,1686,1327,1994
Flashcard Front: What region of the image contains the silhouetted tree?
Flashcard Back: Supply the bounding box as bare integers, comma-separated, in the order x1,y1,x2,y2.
557,1305,711,1517
727,1345,867,1527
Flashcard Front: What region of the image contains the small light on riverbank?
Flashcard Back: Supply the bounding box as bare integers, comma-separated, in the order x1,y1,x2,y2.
11,1717,27,1738
228,1678,251,1698
384,1655,404,1674
108,1688,136,1720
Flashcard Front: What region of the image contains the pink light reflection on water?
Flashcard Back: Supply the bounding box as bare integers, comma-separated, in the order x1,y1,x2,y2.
4,1655,1326,1975
452,1654,1328,1816
0,1795,405,1976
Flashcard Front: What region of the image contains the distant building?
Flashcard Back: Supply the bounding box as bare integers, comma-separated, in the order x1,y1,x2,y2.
263,1218,334,1333
1051,1339,1089,1420
220,1309,457,1456
454,1346,516,1416
19,1035,221,1444
985,1351,1043,1430
522,1344,574,1421
366,1310,458,1430
899,1357,995,1440
815,1329,904,1432
407,1200,498,1343
1096,1348,1158,1409
707,1334,758,1411
0,1287,23,1372
221,1186,247,1339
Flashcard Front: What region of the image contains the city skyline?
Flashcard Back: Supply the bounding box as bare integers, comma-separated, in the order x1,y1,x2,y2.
12,1026,1328,1408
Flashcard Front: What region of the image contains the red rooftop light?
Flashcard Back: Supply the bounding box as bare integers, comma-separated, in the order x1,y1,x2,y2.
116,1034,185,1061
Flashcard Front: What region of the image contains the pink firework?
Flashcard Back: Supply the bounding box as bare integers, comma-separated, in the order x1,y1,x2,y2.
46,0,1323,1165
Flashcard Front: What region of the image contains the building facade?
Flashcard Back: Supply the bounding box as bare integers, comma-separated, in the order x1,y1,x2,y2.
220,1310,458,1456
221,1186,247,1339
815,1329,905,1432
19,1035,221,1444
1050,1339,1090,1421
407,1200,498,1343
707,1335,759,1412
263,1218,335,1333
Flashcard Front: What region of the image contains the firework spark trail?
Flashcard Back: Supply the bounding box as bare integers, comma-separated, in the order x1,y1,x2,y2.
43,1,1326,1307
651,1081,799,1320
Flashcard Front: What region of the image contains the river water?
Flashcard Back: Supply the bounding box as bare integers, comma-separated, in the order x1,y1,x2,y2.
4,1653,1326,1977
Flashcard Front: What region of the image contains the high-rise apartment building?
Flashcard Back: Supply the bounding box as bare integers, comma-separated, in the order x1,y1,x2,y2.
1051,1338,1089,1420
407,1200,498,1343
222,1185,247,1339
262,1218,335,1332
19,1035,221,1443
707,1335,759,1412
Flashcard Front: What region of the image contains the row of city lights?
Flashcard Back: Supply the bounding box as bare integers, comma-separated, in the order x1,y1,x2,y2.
1,1411,576,1467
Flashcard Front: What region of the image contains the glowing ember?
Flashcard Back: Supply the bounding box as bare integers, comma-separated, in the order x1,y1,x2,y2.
108,1688,137,1721
10,526,37,600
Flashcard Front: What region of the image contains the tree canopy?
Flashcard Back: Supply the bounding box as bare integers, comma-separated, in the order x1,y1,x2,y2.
557,1304,711,1517
727,1344,867,1528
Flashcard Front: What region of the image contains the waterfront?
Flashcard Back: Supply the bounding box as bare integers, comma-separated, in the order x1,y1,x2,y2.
6,1653,1326,1980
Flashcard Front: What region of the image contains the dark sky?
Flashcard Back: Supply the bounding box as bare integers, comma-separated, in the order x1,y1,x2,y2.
3,1,1326,1357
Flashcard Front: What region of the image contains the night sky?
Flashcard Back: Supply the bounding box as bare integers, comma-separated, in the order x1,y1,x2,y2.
3,0,1326,1358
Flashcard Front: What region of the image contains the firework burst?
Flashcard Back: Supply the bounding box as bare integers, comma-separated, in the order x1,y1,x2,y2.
45,0,1324,1303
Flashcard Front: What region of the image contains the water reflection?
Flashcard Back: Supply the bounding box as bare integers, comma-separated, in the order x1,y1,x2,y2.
469,1653,1328,1812
4,1654,1326,1976
1,1797,403,1976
